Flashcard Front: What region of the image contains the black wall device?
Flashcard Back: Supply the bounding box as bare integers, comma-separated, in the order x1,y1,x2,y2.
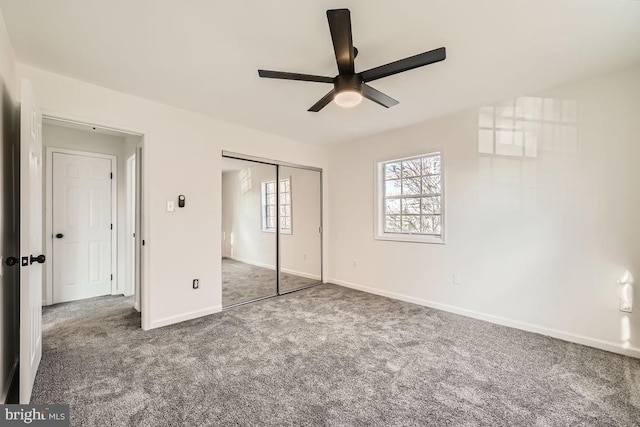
178,195,185,208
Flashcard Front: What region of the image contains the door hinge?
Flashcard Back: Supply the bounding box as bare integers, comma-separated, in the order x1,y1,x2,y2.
110,223,113,230
111,274,113,281
110,172,113,179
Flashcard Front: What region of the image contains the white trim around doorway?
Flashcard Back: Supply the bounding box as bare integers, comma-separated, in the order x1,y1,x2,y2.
41,110,151,330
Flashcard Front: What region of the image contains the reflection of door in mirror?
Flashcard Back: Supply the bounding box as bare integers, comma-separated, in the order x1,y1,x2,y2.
279,166,322,293
221,157,277,307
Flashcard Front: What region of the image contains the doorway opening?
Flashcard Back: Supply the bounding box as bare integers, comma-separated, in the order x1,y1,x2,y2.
43,117,145,326
221,152,323,308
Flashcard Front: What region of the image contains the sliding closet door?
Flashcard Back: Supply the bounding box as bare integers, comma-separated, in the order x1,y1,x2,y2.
221,157,277,307
279,166,322,293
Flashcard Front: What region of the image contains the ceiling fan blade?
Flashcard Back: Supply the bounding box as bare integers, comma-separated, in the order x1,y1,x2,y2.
308,90,335,112
258,70,334,84
327,9,355,74
362,84,399,108
359,47,446,83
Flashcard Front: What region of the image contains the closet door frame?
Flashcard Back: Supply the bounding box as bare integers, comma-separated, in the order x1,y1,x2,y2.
222,151,323,300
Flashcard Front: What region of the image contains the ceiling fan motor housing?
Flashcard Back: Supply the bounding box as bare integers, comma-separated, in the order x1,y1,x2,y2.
335,74,363,95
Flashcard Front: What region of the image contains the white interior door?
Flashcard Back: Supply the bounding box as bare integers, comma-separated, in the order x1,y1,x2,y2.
52,152,113,304
19,79,43,404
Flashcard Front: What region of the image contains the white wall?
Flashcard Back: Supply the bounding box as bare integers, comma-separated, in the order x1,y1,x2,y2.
328,66,640,357
17,63,328,329
0,6,18,402
42,123,137,302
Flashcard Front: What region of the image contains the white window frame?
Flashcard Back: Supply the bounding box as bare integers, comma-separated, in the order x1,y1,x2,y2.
374,151,445,244
261,177,292,234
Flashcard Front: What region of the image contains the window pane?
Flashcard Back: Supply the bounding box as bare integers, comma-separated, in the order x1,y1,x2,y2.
385,199,401,215
401,159,421,177
385,215,401,232
422,155,441,175
268,206,276,218
280,217,291,229
421,196,441,214
479,129,494,154
385,179,402,196
279,206,287,216
402,198,421,214
266,182,276,193
282,193,290,205
268,194,276,205
385,162,401,179
402,178,422,195
267,217,275,229
422,176,441,195
401,215,421,233
421,215,442,235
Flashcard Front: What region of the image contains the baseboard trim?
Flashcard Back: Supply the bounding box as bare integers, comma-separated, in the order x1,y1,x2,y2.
227,256,321,280
1,358,17,403
149,305,222,329
281,268,321,281
227,256,274,271
329,278,640,359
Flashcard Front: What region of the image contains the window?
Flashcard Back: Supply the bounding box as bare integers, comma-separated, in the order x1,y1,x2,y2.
376,152,444,243
261,177,292,234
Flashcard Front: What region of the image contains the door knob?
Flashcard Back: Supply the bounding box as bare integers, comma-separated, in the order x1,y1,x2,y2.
30,254,46,264
55,233,63,238
5,257,18,267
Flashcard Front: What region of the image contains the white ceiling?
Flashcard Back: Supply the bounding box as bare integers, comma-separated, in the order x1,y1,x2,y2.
1,0,639,145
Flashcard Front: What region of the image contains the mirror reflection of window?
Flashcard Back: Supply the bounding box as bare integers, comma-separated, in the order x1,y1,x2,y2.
261,177,292,234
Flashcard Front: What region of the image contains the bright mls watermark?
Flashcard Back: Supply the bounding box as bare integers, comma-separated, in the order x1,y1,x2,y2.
0,405,69,426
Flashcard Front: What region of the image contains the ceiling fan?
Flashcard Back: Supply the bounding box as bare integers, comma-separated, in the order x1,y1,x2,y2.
258,8,446,112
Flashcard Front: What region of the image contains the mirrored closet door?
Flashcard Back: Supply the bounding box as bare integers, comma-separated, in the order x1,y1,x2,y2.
221,157,277,307
221,154,323,308
279,166,322,293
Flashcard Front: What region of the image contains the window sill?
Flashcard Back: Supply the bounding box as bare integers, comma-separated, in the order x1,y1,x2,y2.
262,228,292,235
375,233,445,244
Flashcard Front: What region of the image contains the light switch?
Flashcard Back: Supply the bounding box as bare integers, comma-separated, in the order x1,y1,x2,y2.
167,201,175,212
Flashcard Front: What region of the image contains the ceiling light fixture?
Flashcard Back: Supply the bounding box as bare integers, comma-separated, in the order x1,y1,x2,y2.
334,89,362,108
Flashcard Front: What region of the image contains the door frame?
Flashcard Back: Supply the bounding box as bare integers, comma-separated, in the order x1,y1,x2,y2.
45,148,118,305
125,152,136,301
40,112,151,330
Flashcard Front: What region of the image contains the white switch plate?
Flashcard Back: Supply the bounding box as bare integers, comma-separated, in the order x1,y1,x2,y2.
453,273,462,284
167,201,175,212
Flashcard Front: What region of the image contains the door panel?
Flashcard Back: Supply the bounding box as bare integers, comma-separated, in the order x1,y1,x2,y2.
221,157,278,307
279,166,322,293
19,79,43,404
52,153,112,304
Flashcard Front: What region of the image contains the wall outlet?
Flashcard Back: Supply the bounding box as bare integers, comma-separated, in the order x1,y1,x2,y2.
453,273,462,284
193,279,199,289
303,253,307,260
167,201,175,212
352,260,358,268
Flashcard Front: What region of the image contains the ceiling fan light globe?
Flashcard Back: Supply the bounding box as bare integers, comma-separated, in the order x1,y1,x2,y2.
334,90,363,108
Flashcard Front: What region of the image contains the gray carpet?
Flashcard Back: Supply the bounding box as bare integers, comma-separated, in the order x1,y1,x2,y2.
222,258,320,306
33,285,640,426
